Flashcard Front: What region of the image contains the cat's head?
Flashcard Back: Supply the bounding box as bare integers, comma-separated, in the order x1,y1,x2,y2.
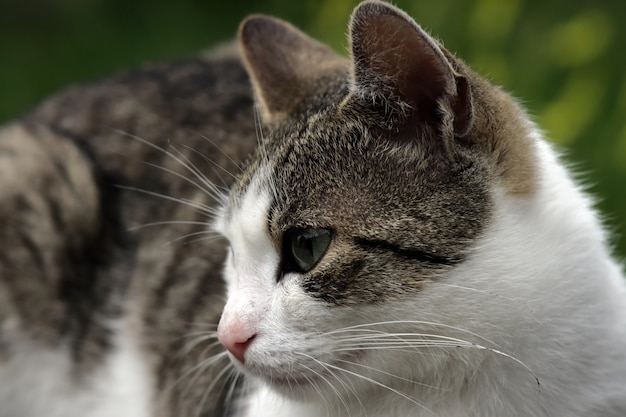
215,0,537,403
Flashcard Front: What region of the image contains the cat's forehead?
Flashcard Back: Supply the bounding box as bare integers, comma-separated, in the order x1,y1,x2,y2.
220,111,368,230
263,111,490,239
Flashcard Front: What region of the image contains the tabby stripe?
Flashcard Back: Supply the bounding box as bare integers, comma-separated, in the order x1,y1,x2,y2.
354,237,462,266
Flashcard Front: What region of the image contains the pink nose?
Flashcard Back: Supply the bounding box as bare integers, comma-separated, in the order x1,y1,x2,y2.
217,323,257,363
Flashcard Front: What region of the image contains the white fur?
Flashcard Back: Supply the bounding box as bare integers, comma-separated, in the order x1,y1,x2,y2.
216,170,281,348
0,320,153,417
218,131,626,417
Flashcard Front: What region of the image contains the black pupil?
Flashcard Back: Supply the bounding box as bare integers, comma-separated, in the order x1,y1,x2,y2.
284,228,332,273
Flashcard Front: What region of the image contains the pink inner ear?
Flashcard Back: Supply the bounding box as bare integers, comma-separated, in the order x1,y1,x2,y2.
351,10,455,110
348,2,474,137
362,13,452,106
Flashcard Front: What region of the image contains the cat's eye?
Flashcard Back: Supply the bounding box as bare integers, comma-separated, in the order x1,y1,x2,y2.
283,228,333,274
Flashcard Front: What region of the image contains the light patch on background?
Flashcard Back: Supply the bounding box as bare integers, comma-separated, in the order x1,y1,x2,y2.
545,10,613,68
310,0,358,52
406,0,455,30
470,52,510,86
539,73,605,144
465,0,521,89
469,0,521,41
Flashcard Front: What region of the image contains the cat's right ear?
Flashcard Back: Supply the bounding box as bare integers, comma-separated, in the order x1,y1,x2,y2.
239,15,347,124
347,0,473,140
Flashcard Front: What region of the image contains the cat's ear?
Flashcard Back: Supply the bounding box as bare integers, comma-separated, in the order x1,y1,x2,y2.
239,15,348,124
348,0,472,138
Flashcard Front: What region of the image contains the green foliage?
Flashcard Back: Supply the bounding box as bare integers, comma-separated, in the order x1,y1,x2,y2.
1,0,625,257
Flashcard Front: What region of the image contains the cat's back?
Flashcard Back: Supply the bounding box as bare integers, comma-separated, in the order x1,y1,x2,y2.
30,43,254,184
0,43,256,417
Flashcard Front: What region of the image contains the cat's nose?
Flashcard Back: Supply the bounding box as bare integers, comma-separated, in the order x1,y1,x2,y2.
217,320,257,363
224,334,256,363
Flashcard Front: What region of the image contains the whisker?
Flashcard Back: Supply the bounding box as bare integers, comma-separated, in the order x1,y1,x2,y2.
331,334,540,390
300,362,351,417
333,332,481,345
161,350,231,417
128,220,214,231
224,370,245,410
325,320,501,348
178,336,222,359
195,361,236,417
182,329,219,338
334,341,475,350
173,234,224,247
116,185,218,217
114,130,226,203
167,142,229,198
335,358,440,390
185,355,229,402
298,352,438,416
242,377,256,406
175,351,229,392
164,230,222,246
197,133,243,173
332,345,469,359
469,345,541,392
140,160,225,203
182,143,239,181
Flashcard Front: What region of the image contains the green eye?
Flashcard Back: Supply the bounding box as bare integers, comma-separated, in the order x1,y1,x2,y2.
284,228,333,273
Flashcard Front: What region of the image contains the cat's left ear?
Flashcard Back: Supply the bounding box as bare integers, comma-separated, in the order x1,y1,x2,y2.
239,15,348,124
348,0,473,138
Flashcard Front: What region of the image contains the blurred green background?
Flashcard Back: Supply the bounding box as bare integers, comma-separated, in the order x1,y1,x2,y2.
1,0,625,258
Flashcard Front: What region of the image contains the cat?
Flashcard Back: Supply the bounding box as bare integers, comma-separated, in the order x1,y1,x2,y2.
216,1,626,416
1,1,625,417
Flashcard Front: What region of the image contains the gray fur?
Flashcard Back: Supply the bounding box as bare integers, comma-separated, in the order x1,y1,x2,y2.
1,45,256,416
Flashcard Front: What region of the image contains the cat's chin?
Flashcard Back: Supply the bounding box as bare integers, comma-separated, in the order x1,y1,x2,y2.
241,350,367,400
265,374,323,396
259,372,345,402
238,369,325,401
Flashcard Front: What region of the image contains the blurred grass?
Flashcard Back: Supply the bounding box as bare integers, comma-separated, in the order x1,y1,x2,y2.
1,0,625,258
